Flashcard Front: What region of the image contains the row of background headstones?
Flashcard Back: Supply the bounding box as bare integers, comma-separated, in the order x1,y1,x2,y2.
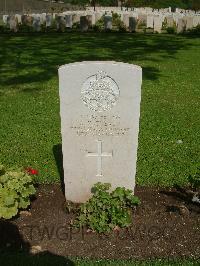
1,11,200,33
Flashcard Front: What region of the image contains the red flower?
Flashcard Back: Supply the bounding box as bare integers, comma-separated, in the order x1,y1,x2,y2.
30,169,38,175
25,167,38,175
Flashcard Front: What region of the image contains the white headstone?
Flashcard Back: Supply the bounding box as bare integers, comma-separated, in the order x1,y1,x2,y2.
185,16,194,30
177,18,185,33
166,16,174,27
147,15,154,28
59,61,142,203
193,16,200,27
123,14,130,28
3,15,9,25
91,13,96,25
154,16,162,33
138,13,147,26
41,13,46,24
95,12,102,23
72,14,80,24
15,14,22,24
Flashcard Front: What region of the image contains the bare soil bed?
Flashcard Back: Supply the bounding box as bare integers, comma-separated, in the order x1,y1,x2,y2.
0,185,199,260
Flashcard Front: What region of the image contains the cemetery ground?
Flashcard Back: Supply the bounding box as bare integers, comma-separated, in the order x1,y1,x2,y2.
0,32,200,264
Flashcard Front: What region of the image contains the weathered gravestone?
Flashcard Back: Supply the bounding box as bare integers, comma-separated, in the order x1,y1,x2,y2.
9,15,18,32
72,14,80,24
21,15,27,25
26,16,33,27
138,13,147,27
95,12,102,23
65,15,72,28
56,15,66,32
46,14,52,27
129,17,137,32
86,15,93,28
59,61,142,203
104,15,112,30
80,16,89,32
32,16,41,32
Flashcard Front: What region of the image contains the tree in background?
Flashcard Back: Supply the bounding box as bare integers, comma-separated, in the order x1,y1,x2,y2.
64,0,200,9
191,0,200,10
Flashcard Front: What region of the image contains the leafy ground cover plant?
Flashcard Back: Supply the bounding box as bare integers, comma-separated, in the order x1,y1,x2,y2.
74,182,140,233
112,13,127,32
166,27,176,34
0,165,36,219
186,24,200,36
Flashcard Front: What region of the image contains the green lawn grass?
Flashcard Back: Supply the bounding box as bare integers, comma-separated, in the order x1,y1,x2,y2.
0,252,199,266
0,32,199,186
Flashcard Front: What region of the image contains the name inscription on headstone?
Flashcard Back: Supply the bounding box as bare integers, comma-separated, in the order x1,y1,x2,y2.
71,115,130,136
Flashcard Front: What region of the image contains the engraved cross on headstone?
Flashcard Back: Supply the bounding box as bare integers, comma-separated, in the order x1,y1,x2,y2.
86,140,113,177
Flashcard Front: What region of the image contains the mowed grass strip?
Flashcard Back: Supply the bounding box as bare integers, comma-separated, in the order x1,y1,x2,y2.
0,252,199,266
0,33,199,185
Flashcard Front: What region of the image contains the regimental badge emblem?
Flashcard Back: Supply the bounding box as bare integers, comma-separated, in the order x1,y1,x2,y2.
81,71,120,112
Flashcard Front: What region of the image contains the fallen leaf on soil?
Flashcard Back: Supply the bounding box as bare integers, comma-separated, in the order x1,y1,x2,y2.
179,205,190,216
30,245,42,254
20,211,31,216
86,229,94,233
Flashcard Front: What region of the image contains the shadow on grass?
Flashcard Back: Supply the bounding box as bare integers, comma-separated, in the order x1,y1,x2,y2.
0,220,74,266
0,32,194,90
53,144,64,195
160,189,200,214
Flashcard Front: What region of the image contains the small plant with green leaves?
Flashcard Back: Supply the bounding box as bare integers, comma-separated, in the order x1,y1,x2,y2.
93,15,105,32
112,13,126,32
166,21,177,34
137,21,146,30
72,21,80,30
162,18,168,30
74,182,140,233
186,24,200,36
166,27,176,34
0,165,36,219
